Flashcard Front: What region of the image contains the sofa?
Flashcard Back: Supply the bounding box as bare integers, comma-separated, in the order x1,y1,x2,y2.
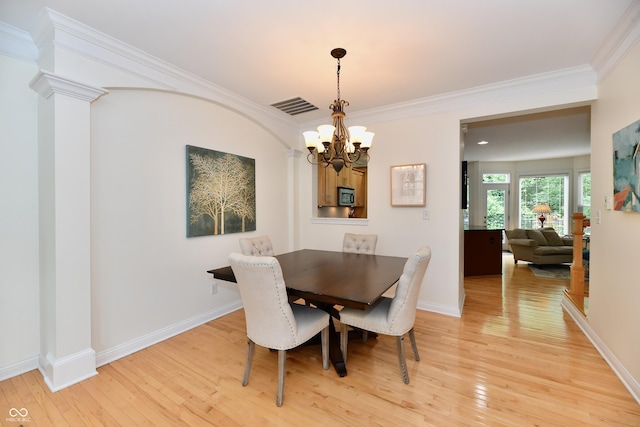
505,227,574,265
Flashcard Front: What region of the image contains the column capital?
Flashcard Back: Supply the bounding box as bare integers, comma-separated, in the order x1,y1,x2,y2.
30,70,108,102
285,149,303,159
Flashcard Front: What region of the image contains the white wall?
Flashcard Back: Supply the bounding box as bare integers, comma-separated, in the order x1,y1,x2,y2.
0,55,40,372
298,114,463,315
90,89,290,356
590,40,640,385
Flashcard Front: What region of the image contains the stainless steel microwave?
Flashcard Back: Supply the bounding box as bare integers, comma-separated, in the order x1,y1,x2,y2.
337,186,355,206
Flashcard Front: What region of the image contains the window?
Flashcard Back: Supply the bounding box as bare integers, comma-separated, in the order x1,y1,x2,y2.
578,172,591,219
483,173,510,231
519,174,569,234
483,173,510,184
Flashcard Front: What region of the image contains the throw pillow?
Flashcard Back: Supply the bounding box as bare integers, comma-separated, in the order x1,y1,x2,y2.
541,228,564,246
527,229,548,246
510,229,528,239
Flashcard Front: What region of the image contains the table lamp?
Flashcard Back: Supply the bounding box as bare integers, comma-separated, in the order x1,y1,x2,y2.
532,203,552,228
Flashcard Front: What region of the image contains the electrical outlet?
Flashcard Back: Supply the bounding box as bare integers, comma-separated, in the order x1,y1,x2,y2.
210,283,218,295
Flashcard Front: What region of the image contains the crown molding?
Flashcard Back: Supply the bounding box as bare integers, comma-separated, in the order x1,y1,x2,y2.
592,0,640,82
30,8,298,146
0,22,37,62
300,65,598,130
5,5,635,141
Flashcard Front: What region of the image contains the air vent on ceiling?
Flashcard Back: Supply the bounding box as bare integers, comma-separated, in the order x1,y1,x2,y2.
271,97,318,116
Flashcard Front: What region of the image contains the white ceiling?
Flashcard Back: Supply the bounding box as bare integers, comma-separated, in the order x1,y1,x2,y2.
2,0,635,161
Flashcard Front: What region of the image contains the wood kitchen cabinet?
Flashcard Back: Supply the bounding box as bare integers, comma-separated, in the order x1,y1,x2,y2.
317,160,367,211
351,168,365,207
317,164,337,206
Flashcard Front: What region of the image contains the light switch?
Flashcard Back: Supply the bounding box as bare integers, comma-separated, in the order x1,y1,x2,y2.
423,209,430,220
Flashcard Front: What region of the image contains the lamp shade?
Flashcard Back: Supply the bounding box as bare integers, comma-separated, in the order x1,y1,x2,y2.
303,131,319,148
532,203,552,214
360,131,374,148
348,126,366,144
317,125,336,143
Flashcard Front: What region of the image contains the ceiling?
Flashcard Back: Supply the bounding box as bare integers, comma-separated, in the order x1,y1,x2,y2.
2,0,635,161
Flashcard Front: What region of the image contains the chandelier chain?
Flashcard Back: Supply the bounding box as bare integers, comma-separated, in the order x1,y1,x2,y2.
336,58,341,101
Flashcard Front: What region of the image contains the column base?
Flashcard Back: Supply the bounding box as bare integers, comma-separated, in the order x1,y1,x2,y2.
38,348,97,392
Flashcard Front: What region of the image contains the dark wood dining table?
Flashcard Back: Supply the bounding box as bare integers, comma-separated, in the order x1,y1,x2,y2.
207,249,408,376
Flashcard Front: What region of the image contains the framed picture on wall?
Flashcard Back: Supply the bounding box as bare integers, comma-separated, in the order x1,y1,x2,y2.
186,145,256,237
612,118,640,212
390,163,426,206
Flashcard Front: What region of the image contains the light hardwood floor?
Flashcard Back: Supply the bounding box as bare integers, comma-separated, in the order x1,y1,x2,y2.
2,256,639,426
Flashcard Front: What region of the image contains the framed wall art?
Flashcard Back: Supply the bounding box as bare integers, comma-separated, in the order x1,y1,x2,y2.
390,163,426,207
612,119,640,212
186,145,256,237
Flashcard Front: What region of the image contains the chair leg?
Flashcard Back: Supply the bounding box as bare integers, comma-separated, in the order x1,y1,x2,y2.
396,335,410,384
340,322,348,364
277,350,286,407
409,327,420,361
321,326,329,370
242,339,255,386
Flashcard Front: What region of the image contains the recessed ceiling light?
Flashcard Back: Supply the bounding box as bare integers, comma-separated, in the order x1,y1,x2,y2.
478,140,489,145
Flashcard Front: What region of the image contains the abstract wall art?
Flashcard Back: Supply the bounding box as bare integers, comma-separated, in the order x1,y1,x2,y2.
612,119,640,212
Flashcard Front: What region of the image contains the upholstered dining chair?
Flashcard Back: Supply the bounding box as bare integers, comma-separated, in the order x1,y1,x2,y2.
339,246,432,384
239,235,302,304
342,232,378,254
239,235,274,256
228,252,330,407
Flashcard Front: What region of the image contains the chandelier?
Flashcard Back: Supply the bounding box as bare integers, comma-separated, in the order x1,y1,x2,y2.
303,48,374,174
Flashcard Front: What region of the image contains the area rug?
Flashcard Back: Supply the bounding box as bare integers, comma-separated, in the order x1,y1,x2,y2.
528,263,589,282
528,264,571,280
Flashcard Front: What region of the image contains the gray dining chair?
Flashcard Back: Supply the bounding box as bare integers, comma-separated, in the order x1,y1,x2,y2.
339,246,432,384
239,235,274,256
228,252,330,406
342,232,378,254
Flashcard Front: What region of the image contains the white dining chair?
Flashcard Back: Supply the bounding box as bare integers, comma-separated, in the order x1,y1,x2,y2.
239,235,274,256
228,252,330,406
339,246,432,384
239,235,303,303
342,232,378,254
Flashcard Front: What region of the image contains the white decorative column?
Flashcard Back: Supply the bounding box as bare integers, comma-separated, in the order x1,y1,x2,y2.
30,70,108,391
285,149,302,251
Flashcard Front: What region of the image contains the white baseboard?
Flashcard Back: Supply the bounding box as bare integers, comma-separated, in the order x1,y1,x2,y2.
561,295,640,404
0,301,242,388
0,354,39,381
95,300,243,367
38,349,98,392
417,300,462,317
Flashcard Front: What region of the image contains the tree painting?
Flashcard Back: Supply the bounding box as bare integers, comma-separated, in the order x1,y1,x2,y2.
187,145,256,237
